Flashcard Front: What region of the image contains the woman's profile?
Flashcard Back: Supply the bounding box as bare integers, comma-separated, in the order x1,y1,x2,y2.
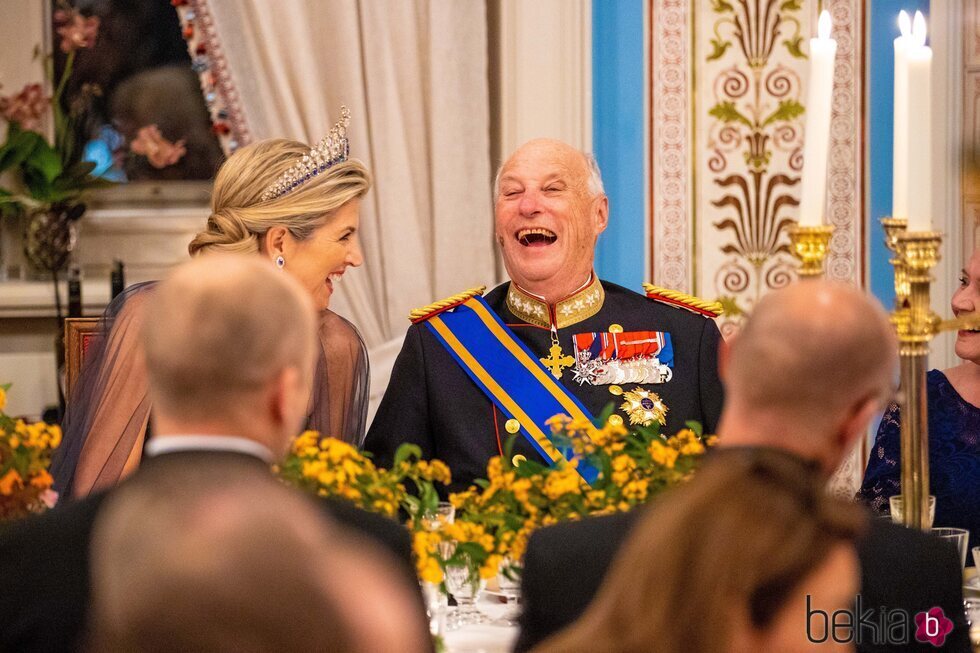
52,108,372,498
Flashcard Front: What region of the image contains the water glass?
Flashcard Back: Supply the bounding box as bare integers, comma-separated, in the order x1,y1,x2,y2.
421,501,455,532
494,559,523,626
931,527,970,569
889,495,936,527
444,558,488,628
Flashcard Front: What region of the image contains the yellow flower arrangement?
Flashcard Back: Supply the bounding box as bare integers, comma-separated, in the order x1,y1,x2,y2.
0,384,61,520
449,411,713,570
278,431,449,520
279,413,711,587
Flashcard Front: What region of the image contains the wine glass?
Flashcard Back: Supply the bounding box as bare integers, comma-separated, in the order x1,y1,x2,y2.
440,544,488,628
493,558,522,626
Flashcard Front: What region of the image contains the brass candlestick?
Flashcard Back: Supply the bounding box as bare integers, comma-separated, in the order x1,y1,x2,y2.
788,224,835,277
882,217,942,531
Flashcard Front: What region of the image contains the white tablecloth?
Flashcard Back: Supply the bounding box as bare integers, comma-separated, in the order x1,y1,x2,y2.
443,596,518,653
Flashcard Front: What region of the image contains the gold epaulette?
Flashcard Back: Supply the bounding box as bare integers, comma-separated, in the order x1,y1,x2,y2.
642,283,723,318
408,286,487,323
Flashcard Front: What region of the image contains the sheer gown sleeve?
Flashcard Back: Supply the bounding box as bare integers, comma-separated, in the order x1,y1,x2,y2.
306,310,370,447
50,282,156,499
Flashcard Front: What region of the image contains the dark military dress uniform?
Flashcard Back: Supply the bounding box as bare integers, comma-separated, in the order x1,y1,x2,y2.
364,277,724,494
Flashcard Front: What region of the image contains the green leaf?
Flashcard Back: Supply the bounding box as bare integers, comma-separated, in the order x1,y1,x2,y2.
474,478,490,490
0,129,44,175
685,421,704,438
24,139,63,186
709,101,752,128
707,38,731,62
392,442,422,468
403,495,421,518
784,36,806,59
763,99,806,127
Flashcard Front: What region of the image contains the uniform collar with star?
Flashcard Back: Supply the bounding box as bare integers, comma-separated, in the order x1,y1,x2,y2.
506,273,605,329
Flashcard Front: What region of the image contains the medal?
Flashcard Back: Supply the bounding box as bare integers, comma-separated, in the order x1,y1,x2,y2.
540,326,574,380
572,330,674,386
620,387,668,427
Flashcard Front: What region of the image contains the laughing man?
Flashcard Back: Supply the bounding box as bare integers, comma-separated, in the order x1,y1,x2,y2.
364,139,724,492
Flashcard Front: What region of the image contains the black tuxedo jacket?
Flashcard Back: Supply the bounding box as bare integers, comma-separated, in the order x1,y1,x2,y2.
517,490,970,652
365,281,724,494
0,450,422,653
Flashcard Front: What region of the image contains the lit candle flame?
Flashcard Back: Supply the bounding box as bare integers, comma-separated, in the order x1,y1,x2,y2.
898,9,911,38
818,9,832,40
912,10,927,48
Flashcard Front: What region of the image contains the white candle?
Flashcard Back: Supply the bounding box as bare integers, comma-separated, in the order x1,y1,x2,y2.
798,10,837,227
906,11,932,232
892,11,912,219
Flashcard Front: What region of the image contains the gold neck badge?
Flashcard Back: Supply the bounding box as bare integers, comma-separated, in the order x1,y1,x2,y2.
506,275,605,330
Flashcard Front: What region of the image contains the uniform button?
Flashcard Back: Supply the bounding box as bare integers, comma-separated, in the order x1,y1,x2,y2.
609,324,624,334
608,414,624,428
609,385,623,396
505,418,521,434
512,454,527,466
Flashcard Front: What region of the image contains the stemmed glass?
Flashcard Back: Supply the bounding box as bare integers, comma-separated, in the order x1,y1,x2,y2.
440,542,489,628
419,502,455,635
493,558,523,626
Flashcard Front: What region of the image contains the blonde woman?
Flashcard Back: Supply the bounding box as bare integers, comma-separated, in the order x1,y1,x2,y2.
52,108,372,498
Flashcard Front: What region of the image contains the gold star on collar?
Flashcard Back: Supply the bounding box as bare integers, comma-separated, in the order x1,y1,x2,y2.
620,388,668,427
506,276,605,329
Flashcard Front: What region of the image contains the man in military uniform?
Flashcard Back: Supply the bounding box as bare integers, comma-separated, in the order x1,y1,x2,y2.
364,138,723,493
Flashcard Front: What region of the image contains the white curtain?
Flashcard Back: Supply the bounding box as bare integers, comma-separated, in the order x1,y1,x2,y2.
197,0,496,350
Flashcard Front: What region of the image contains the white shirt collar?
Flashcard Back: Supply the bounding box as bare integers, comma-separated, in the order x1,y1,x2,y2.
144,435,275,464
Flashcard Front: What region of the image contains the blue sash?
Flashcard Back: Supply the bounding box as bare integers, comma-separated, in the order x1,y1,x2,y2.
423,296,599,483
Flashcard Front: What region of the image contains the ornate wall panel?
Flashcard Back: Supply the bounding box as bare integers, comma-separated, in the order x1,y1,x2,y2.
650,0,865,332
649,0,867,496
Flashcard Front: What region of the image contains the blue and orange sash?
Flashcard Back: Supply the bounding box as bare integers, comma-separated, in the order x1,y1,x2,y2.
423,296,599,483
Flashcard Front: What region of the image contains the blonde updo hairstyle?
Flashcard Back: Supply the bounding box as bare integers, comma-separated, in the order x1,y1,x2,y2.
188,138,371,257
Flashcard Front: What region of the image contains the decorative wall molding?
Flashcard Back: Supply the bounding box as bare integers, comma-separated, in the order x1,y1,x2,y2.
648,0,693,292
495,0,592,161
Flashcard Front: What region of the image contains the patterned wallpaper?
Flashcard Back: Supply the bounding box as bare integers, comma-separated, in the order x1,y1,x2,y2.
648,0,867,495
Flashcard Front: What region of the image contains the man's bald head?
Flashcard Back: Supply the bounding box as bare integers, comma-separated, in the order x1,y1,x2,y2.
88,461,430,653
143,255,316,427
725,281,897,432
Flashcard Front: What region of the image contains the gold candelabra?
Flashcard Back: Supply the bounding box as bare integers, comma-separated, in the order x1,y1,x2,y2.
788,224,835,277
881,217,943,530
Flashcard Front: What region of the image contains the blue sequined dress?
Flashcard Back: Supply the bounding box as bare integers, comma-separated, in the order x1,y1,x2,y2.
858,369,980,548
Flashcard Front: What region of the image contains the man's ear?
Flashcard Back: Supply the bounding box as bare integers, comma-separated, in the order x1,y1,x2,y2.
265,226,288,259
594,195,609,234
835,393,881,453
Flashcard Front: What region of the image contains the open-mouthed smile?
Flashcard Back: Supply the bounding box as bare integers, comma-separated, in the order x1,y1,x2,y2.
516,227,558,247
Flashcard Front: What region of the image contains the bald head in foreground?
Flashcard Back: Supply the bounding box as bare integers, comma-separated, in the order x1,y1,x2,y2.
517,281,971,653
717,280,898,473
144,254,317,455
0,255,431,653
88,461,429,653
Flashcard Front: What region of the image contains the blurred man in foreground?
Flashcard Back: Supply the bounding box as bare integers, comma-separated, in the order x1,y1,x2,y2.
0,256,426,652
518,281,970,653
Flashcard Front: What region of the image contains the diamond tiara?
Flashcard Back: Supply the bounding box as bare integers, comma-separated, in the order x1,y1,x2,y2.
260,106,351,202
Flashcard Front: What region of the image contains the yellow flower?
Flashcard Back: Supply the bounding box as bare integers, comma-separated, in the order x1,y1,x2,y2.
0,385,6,411
542,467,581,500
0,469,22,496
30,470,53,490
622,479,649,502
648,441,679,469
